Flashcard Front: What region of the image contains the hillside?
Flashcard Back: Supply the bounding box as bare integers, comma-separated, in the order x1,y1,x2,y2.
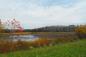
0,39,86,57
29,25,76,32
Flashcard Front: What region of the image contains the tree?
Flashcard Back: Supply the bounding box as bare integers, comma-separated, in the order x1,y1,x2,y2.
0,19,24,39
4,19,24,33
0,19,4,33
75,25,86,38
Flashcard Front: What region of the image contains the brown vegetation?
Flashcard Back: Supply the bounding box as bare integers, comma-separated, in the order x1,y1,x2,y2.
75,25,86,38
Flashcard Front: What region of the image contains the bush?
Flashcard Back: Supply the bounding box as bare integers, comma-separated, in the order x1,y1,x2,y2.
0,40,31,53
75,25,86,38
15,40,30,50
32,38,50,47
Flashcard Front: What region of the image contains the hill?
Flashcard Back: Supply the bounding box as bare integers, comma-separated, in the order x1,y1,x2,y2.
29,25,76,32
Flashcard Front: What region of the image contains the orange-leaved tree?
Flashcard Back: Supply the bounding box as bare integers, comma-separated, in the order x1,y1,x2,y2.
75,25,86,38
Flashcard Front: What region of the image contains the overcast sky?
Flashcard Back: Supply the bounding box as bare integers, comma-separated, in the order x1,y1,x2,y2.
0,0,86,29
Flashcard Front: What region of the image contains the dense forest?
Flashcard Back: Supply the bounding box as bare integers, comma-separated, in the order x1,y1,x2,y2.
24,25,76,32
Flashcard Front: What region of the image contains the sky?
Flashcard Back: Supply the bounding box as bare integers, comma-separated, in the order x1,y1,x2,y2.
0,0,86,29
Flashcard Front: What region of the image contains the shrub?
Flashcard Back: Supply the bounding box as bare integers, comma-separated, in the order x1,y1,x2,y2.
75,25,86,38
15,40,30,50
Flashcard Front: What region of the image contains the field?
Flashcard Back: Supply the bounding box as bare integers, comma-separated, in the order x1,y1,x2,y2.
0,39,86,57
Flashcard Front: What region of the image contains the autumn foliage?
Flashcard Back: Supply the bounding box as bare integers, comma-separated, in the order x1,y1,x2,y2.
0,19,86,53
0,39,49,53
75,25,86,38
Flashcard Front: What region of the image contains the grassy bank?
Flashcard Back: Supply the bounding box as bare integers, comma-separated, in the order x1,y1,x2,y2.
0,39,86,57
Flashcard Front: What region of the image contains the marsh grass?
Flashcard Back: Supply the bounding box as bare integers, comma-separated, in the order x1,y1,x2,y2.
0,39,86,57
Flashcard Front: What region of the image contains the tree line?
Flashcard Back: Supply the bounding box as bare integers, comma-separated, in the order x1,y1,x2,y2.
26,25,76,32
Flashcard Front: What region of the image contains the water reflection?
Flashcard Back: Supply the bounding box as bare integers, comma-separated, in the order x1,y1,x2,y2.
9,35,39,41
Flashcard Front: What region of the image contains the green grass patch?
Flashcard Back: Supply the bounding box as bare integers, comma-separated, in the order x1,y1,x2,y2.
0,39,86,57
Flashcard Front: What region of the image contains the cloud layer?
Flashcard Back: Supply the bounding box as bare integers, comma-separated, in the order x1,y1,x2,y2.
0,0,86,29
